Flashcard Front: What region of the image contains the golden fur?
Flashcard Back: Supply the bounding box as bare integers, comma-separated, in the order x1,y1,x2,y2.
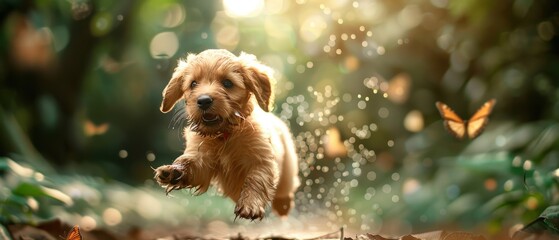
153,49,300,220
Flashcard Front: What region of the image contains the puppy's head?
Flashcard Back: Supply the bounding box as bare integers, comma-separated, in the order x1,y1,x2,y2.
160,49,274,136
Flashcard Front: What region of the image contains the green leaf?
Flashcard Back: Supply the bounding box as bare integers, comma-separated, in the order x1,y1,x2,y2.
6,194,29,207
11,182,73,205
514,205,559,239
540,206,559,233
456,152,511,173
0,157,7,170
11,182,46,197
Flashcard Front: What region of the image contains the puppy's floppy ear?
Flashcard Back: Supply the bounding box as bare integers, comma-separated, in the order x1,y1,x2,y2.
160,59,188,113
239,52,274,112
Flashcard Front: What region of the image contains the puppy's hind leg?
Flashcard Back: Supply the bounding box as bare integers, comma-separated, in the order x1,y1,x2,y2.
272,125,300,217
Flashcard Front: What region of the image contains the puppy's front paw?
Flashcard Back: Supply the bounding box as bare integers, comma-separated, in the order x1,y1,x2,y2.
153,164,188,194
234,202,265,221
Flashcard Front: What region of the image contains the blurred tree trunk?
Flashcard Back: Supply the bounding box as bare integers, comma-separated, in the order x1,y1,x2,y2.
0,1,137,165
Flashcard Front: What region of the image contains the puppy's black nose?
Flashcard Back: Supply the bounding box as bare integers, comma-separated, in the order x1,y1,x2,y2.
197,95,213,110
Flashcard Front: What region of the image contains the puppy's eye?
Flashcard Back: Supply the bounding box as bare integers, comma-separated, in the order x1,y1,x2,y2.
190,81,198,89
222,79,234,89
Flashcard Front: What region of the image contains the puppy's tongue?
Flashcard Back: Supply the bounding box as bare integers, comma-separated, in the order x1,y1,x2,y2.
202,113,219,122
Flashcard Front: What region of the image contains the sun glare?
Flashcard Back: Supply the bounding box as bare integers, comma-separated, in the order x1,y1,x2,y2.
223,0,264,18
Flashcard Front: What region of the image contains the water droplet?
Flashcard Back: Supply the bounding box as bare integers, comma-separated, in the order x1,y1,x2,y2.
382,184,391,193
306,61,314,68
367,171,376,181
350,179,358,187
378,107,389,118
357,100,367,109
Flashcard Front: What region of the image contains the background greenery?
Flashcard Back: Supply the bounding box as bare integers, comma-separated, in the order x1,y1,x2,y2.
1,0,558,238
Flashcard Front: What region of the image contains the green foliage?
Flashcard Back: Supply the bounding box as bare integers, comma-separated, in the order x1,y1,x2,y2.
514,205,559,238
0,157,239,230
0,157,64,223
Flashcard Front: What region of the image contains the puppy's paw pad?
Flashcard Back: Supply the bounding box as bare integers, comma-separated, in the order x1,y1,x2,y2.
153,165,186,187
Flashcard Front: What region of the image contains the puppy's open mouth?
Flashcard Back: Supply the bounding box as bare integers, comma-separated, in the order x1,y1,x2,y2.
202,113,221,124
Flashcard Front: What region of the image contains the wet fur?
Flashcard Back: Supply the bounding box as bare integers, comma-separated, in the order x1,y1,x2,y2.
153,49,300,220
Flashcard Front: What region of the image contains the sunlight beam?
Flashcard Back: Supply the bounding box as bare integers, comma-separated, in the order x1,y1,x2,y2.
223,0,264,18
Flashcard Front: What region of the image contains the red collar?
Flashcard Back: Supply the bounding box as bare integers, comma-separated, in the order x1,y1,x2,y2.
220,131,230,141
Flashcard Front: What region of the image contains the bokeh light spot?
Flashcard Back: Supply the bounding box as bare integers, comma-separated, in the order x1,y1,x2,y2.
378,107,389,118
103,208,122,226
525,196,539,210
523,160,533,171
90,12,112,37
367,171,377,181
161,3,185,28
403,178,420,195
397,5,423,29
212,12,240,50
265,0,289,15
404,110,424,132
216,26,240,50
391,172,400,181
377,46,385,55
80,216,97,231
387,73,411,103
382,184,392,193
485,178,497,191
223,0,264,18
119,150,128,159
504,180,514,191
345,56,360,72
146,152,156,161
150,32,179,58
136,194,161,219
357,100,367,109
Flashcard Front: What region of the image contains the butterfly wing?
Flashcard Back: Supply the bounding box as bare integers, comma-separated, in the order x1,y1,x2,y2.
466,99,496,139
436,101,466,139
66,225,82,240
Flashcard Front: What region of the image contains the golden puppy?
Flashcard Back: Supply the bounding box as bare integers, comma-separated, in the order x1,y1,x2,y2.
153,49,299,220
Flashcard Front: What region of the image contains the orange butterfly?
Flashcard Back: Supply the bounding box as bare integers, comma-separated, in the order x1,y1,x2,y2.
65,225,82,240
435,99,496,139
83,120,109,136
